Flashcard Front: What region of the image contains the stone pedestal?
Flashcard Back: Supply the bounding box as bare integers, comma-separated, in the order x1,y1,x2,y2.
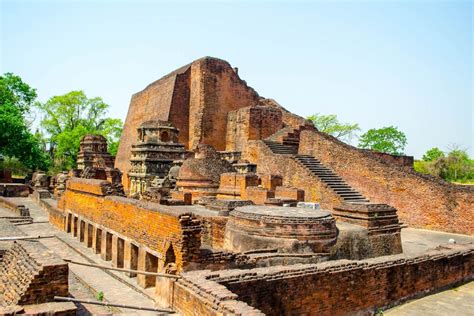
224,205,337,253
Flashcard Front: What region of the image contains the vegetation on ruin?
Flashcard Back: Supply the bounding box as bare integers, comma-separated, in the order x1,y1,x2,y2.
38,90,123,171
300,114,473,184
307,114,408,156
414,146,474,183
0,73,123,175
0,73,50,173
307,113,360,142
358,126,407,156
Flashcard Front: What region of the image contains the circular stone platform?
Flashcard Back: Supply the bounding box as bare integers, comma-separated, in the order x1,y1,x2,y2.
224,205,338,253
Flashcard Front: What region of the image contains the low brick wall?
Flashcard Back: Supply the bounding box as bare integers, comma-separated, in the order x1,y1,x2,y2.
299,130,474,234
38,198,66,230
0,183,29,197
0,242,69,306
0,220,68,307
0,196,30,217
58,178,202,272
171,244,473,315
367,150,414,168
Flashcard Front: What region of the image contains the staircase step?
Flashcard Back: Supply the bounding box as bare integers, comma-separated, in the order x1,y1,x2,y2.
333,189,356,192
292,153,369,202
340,194,365,198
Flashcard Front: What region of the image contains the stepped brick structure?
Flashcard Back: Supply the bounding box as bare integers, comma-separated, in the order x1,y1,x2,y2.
174,144,235,201
0,220,71,312
3,57,472,315
77,134,114,170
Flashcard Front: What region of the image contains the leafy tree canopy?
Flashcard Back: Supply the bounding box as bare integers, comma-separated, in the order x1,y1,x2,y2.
0,73,37,113
358,126,407,155
307,113,360,142
38,90,123,170
414,146,473,182
0,73,49,171
422,147,445,162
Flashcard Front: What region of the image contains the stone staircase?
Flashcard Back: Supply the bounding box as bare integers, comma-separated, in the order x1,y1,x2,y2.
262,140,369,204
294,155,369,203
263,140,298,155
267,125,313,147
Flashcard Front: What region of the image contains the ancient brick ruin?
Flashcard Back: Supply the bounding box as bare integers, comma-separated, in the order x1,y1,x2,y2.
0,56,473,315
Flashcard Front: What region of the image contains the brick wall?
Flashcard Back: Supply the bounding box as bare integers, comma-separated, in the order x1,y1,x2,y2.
299,130,474,234
38,198,65,230
172,273,263,315
171,244,473,315
189,58,260,151
367,150,414,168
59,178,202,271
200,216,228,249
115,63,190,191
0,197,30,217
116,57,260,191
243,140,343,207
0,184,29,197
0,221,68,307
226,106,283,152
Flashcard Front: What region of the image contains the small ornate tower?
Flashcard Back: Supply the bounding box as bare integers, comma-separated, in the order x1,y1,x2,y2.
76,135,115,170
128,120,187,196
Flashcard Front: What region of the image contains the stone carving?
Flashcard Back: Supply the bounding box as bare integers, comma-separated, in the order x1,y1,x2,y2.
32,172,49,189
128,120,187,196
54,171,69,198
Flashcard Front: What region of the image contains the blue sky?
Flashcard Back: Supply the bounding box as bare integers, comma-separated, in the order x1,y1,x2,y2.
1,0,472,158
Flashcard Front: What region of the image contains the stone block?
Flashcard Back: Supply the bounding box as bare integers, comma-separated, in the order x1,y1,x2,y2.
297,202,320,210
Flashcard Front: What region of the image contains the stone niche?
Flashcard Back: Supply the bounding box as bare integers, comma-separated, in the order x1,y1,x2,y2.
224,205,338,253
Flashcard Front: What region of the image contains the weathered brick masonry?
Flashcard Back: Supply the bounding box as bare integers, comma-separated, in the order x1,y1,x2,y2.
58,178,202,272
244,140,343,206
0,183,29,197
116,57,260,191
0,221,69,307
171,244,473,315
299,130,474,234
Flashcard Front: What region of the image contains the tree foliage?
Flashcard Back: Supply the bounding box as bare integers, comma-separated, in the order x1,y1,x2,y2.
0,73,50,171
38,90,123,170
358,126,407,155
422,147,444,162
414,147,474,182
307,113,360,142
0,73,37,113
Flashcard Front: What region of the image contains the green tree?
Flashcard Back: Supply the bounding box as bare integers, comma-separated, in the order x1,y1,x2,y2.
443,149,472,180
37,90,123,169
0,73,37,113
307,113,360,142
414,146,474,183
422,147,444,162
358,126,407,155
0,73,50,171
101,118,123,156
